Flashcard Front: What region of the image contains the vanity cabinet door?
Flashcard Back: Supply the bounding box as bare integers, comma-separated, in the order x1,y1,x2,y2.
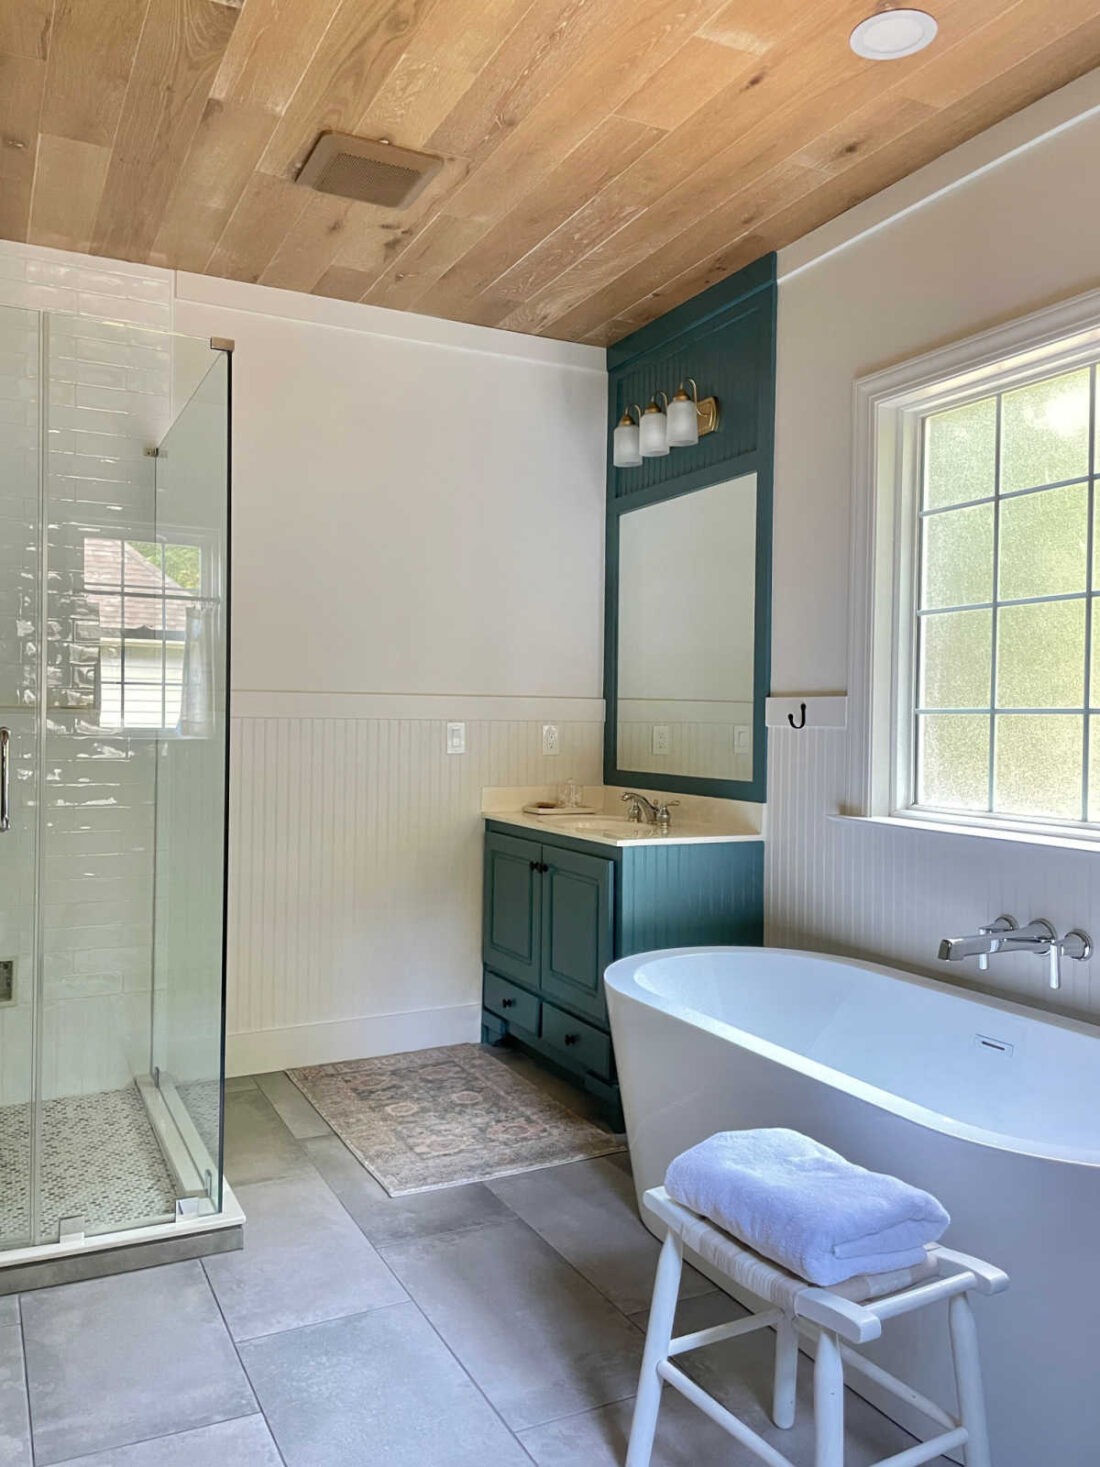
539,847,614,1022
483,832,542,987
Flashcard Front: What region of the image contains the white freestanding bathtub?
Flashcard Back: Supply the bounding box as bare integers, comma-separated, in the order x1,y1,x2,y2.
605,947,1100,1467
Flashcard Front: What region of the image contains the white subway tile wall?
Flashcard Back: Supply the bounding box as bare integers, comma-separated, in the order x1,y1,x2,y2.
0,239,176,1100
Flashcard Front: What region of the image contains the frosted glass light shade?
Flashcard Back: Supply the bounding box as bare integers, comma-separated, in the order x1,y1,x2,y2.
613,419,642,467
640,405,669,457
667,395,699,447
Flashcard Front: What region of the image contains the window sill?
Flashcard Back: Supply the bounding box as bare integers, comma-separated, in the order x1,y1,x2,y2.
828,812,1100,855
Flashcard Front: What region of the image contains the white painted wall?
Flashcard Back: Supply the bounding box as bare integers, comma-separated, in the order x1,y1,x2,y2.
0,242,607,1086
767,70,1100,1023
172,274,608,1071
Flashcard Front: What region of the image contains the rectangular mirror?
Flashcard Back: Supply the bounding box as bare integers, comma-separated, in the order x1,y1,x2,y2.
607,472,765,798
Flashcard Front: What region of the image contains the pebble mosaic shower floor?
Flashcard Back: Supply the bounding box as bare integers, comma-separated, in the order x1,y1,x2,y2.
0,1084,178,1245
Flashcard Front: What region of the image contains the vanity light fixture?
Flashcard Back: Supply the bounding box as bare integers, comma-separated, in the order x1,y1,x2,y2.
849,5,938,60
613,404,644,467
614,383,720,468
639,392,670,458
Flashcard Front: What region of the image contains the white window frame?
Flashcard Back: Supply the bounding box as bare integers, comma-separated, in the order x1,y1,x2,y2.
850,285,1100,846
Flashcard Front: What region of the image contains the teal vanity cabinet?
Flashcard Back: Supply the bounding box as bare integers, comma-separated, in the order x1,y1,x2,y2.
481,819,763,1124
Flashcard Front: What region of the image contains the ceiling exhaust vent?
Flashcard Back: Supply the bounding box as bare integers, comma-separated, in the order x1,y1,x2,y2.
296,133,444,209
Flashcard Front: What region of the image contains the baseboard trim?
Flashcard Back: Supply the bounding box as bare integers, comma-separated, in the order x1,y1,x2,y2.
226,1004,482,1075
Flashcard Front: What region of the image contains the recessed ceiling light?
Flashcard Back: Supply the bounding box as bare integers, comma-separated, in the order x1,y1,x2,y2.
849,7,938,60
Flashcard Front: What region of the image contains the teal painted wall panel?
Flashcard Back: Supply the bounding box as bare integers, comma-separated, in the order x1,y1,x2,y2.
618,842,764,956
604,255,776,801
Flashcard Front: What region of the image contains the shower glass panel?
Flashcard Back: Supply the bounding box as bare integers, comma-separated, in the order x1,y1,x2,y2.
0,306,230,1257
0,305,42,1250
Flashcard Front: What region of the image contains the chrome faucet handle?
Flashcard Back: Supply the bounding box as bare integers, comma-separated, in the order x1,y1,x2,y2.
654,799,680,829
976,914,1017,971
1049,927,1093,991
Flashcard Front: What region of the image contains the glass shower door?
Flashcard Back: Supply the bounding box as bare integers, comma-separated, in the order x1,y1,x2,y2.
151,348,230,1209
0,304,42,1250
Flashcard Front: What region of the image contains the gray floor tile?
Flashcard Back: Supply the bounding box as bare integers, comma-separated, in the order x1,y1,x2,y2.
253,1072,332,1139
225,1076,258,1092
519,1391,746,1466
0,1319,31,1467
304,1134,515,1246
223,1088,314,1186
203,1172,406,1340
241,1302,531,1467
381,1217,643,1430
50,1414,281,1466
488,1158,713,1315
0,1298,16,1327
20,1261,256,1466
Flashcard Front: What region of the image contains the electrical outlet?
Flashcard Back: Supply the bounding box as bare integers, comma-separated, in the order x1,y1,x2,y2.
651,724,671,755
0,960,13,1005
734,725,751,754
542,723,560,756
445,722,466,755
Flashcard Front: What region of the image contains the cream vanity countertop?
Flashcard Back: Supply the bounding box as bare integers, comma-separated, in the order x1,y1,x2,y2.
482,785,765,849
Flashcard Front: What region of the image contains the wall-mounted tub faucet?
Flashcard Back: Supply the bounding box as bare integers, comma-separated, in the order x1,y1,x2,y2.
938,914,1092,989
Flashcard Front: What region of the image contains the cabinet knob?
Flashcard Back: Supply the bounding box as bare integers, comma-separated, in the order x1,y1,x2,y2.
530,860,549,873
564,1033,580,1046
501,997,515,1009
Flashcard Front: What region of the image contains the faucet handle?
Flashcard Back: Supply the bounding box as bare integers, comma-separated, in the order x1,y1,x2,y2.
1049,927,1093,990
976,914,1016,971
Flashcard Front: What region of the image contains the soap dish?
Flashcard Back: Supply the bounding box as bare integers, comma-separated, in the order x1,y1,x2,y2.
522,802,598,816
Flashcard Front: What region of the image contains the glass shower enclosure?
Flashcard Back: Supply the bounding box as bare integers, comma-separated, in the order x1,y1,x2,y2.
0,305,236,1267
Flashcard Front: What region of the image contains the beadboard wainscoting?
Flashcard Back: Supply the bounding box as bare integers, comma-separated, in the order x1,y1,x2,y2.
225,699,604,1074
765,724,1100,1022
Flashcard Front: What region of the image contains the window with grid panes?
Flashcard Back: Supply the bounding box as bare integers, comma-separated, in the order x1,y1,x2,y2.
915,364,1099,825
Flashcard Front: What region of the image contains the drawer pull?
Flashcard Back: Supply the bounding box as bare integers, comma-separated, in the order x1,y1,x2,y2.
563,1033,580,1046
501,997,515,1008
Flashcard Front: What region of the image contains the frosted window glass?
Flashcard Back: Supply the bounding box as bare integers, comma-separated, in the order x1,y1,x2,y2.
919,609,991,709
999,483,1087,600
916,714,989,810
996,600,1085,709
994,715,1082,820
1001,368,1089,493
924,398,996,509
1090,717,1100,820
921,504,993,609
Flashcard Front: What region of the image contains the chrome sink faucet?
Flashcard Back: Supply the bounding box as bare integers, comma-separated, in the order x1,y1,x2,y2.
621,791,680,830
938,913,1092,990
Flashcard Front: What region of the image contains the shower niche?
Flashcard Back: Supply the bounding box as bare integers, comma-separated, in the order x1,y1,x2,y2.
0,305,239,1280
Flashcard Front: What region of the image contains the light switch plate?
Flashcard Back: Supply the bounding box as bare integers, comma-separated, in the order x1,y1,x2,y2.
542,723,560,756
651,724,671,755
734,725,750,754
445,722,466,755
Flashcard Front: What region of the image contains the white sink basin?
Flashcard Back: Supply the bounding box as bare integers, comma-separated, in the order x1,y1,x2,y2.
552,817,655,838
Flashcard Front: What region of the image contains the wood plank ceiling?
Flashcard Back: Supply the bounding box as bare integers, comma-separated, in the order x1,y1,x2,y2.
3,0,1100,344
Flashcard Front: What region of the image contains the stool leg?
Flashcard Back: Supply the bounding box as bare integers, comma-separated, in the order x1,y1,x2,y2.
813,1330,845,1467
626,1230,684,1467
772,1315,798,1429
949,1292,992,1467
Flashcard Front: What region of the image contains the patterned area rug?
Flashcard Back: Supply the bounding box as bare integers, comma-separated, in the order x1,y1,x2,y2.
287,1044,625,1196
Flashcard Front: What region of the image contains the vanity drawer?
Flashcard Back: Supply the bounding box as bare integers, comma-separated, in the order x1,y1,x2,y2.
483,969,539,1033
541,1002,612,1079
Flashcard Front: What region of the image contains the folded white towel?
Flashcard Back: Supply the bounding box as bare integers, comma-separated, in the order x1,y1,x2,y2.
664,1129,950,1287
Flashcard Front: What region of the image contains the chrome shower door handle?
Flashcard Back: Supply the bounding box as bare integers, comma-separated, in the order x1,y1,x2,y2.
0,727,9,832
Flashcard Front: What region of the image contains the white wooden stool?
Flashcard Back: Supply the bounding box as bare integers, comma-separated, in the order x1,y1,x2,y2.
627,1186,1008,1467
